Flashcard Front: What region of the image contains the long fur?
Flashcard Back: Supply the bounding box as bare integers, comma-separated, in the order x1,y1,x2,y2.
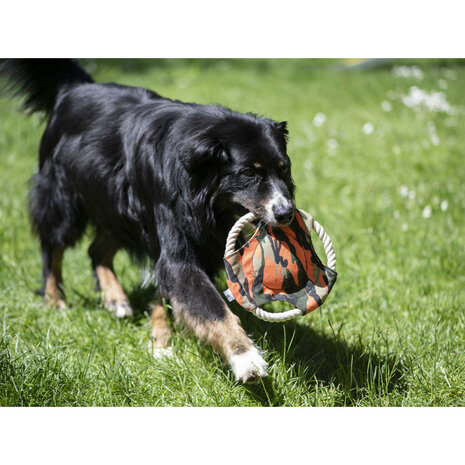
0,59,295,352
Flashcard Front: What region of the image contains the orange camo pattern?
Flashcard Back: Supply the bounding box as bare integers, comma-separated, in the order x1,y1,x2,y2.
224,210,337,314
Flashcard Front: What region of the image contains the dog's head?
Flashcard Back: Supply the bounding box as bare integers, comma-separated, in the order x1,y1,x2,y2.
180,111,296,226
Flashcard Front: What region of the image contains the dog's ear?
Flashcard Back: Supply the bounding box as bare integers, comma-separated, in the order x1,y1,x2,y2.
180,139,228,174
274,121,288,138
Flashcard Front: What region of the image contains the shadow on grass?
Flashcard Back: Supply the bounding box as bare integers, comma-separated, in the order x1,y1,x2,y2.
238,308,408,406
69,282,160,322
126,282,162,322
125,282,407,406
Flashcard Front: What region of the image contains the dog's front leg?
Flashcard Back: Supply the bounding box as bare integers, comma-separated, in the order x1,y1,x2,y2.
157,261,268,382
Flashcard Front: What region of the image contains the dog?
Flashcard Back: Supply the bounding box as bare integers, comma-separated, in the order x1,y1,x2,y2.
0,59,296,382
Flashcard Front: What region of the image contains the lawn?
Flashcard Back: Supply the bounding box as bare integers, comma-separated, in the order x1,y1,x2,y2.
0,59,464,406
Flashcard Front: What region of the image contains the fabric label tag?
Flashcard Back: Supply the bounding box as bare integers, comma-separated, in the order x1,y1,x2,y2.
223,289,235,302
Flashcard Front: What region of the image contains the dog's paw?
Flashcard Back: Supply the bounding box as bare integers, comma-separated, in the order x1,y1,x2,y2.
44,296,67,310
147,340,173,359
55,299,67,310
229,348,269,383
105,299,133,318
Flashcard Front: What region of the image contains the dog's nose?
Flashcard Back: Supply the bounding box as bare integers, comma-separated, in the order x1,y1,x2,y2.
273,204,295,225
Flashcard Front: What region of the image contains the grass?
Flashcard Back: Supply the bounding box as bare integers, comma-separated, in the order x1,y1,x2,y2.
1,59,464,406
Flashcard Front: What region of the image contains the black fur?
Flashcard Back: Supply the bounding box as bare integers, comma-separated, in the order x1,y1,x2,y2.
0,59,295,325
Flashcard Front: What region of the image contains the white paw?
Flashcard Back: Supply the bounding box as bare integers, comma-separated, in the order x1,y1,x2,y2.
147,340,173,359
229,348,269,383
115,302,133,318
106,299,134,318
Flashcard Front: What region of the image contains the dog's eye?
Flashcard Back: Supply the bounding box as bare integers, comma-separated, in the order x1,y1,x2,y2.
242,169,255,177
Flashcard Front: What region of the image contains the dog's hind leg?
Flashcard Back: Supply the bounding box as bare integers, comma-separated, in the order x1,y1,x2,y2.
88,231,133,318
41,247,66,309
148,295,172,357
30,161,87,309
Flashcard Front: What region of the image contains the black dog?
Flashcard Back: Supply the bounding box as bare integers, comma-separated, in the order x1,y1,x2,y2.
0,59,296,382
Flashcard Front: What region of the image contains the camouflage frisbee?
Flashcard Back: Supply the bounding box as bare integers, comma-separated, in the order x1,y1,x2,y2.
224,209,337,322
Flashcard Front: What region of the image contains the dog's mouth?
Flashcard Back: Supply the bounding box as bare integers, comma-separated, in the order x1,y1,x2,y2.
234,202,295,228
263,208,295,227
266,214,295,228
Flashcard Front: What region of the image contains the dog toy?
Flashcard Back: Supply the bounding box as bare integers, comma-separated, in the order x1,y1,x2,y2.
224,209,337,322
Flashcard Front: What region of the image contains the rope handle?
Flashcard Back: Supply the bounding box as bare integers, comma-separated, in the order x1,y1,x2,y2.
224,211,336,322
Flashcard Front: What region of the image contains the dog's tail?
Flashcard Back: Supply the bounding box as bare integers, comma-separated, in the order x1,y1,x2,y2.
0,59,93,116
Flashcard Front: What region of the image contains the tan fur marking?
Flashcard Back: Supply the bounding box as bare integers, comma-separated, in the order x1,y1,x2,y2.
278,160,285,167
95,265,130,307
44,250,66,309
89,241,132,317
150,297,171,349
171,298,253,361
253,162,262,169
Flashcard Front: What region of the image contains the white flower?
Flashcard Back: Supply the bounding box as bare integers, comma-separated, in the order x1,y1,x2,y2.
313,113,326,127
427,122,440,146
363,122,374,135
304,160,313,170
400,185,409,197
422,206,432,218
408,190,416,200
440,200,448,211
327,138,338,156
393,210,400,219
402,86,454,114
392,65,424,80
430,134,440,146
327,138,338,149
401,223,409,231
438,79,448,90
441,68,457,80
381,101,392,112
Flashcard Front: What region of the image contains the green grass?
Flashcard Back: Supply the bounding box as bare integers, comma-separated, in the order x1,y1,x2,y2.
1,59,464,406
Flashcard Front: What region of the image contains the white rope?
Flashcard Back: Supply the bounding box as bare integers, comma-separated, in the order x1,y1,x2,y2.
224,212,256,257
312,219,336,272
250,306,304,321
224,211,336,322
